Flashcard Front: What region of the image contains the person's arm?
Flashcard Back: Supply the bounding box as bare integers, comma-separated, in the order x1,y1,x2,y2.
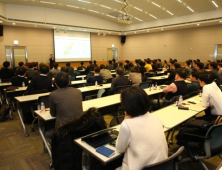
163,83,177,93
49,93,56,117
109,79,115,94
26,78,34,91
202,87,209,108
116,121,131,153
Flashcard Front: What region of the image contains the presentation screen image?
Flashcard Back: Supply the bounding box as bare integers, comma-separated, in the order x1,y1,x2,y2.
54,30,91,62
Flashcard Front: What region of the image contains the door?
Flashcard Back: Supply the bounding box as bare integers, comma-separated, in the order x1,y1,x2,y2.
107,48,118,61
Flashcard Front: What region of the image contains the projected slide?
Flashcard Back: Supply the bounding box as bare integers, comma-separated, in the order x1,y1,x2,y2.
54,31,91,62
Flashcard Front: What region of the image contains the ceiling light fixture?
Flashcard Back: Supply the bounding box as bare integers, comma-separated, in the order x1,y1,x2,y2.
67,5,79,8
107,15,116,18
100,5,111,9
151,2,161,8
166,10,174,15
0,21,2,23
212,1,219,7
187,6,194,12
134,7,143,11
103,33,106,36
149,14,157,19
98,32,100,35
161,28,163,30
134,32,137,34
88,9,99,13
118,0,132,24
115,0,125,4
134,17,143,22
178,0,182,2
197,23,199,26
219,21,222,23
147,30,149,32
12,23,16,25
40,1,55,4
78,0,91,3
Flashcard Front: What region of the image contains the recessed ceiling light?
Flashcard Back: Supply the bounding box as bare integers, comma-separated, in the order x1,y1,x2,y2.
134,7,143,11
161,28,163,30
0,21,2,23
119,33,121,35
67,5,79,8
149,14,157,19
88,9,99,13
108,32,111,34
100,5,111,9
151,2,161,8
219,21,222,23
78,0,91,3
187,6,194,12
178,0,182,2
115,0,125,4
40,1,55,4
135,17,143,22
147,30,149,32
106,15,116,18
12,23,16,25
197,24,199,26
35,25,37,27
84,30,86,31
134,32,137,34
53,27,56,29
166,10,174,16
212,1,218,7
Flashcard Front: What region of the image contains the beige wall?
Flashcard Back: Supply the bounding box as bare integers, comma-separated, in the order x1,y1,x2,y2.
122,24,222,62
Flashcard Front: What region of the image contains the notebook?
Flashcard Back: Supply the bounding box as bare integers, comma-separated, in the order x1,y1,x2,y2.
96,146,115,158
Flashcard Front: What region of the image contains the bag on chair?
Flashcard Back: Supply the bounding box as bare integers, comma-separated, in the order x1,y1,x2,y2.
0,103,10,122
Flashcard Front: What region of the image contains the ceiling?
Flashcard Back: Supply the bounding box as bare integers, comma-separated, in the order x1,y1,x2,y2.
0,0,222,35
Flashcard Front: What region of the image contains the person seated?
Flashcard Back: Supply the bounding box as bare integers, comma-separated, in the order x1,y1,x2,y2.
26,64,52,92
144,60,152,72
151,60,158,72
11,67,29,87
77,61,86,71
61,62,74,75
106,60,114,70
165,62,181,84
187,71,201,94
204,60,211,69
99,64,112,82
109,67,132,94
218,63,222,78
157,59,163,68
26,63,39,80
33,63,38,71
195,62,204,71
93,60,98,67
112,59,118,69
85,61,94,74
128,66,142,86
86,67,103,85
116,86,168,170
184,60,192,78
0,61,14,82
14,61,28,75
48,62,60,79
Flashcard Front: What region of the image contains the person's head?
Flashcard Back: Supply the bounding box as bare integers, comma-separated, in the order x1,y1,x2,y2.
121,86,150,117
53,62,58,69
125,60,129,64
100,64,105,69
173,59,177,62
157,59,161,63
185,60,191,67
207,60,211,64
198,71,214,87
3,61,10,68
93,60,97,64
50,54,54,58
89,61,92,64
28,63,34,69
169,58,172,62
190,71,199,82
81,61,84,66
17,67,26,76
40,65,49,74
209,62,218,70
130,66,140,73
66,62,70,66
175,68,187,80
18,62,24,67
171,63,181,70
94,67,100,74
112,59,116,63
138,61,145,67
108,60,112,64
33,63,37,67
119,62,123,67
164,60,167,64
197,59,200,62
116,67,124,76
218,63,222,69
55,72,69,88
196,62,204,70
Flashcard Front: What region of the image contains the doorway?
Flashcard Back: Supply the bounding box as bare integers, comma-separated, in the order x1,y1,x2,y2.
107,48,118,61
5,46,27,68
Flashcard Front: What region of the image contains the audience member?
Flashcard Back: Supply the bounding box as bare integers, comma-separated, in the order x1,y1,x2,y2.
93,60,98,67
157,59,162,68
0,61,14,82
11,67,29,87
184,60,192,77
151,60,158,71
48,62,60,78
26,63,39,80
86,67,103,85
195,62,204,71
99,64,112,81
144,60,152,72
61,63,74,75
77,61,86,71
86,61,94,74
204,60,211,69
106,60,114,70
187,71,200,94
128,66,142,86
116,86,168,170
112,59,118,69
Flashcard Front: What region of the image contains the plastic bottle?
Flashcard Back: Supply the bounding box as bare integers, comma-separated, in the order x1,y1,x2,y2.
22,82,25,87
152,84,154,90
149,85,151,91
199,90,202,97
155,82,158,88
82,77,84,80
95,81,98,86
40,102,45,113
178,95,183,106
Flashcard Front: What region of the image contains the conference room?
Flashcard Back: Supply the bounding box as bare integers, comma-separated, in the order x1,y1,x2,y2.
0,0,222,169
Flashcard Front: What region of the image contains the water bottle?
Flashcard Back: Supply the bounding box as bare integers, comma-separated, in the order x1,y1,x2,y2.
40,102,45,113
155,82,157,88
149,85,151,91
178,95,183,106
82,77,84,80
95,81,98,86
199,90,202,97
22,82,25,87
152,84,154,90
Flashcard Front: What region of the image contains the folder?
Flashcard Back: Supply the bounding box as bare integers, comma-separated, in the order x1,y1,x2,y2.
96,146,115,158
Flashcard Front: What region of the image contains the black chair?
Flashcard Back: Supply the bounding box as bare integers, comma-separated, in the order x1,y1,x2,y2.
188,90,199,98
142,146,184,170
114,85,131,94
106,78,113,83
180,123,222,170
109,115,124,127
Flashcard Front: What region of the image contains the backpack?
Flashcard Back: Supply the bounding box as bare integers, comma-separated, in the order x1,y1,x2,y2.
0,103,10,122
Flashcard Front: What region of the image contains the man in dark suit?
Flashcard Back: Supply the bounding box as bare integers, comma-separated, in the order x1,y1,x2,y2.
109,67,132,94
187,71,200,94
0,61,14,82
11,67,29,87
61,63,74,76
87,67,103,85
85,61,94,74
26,63,39,80
50,72,83,130
26,64,52,91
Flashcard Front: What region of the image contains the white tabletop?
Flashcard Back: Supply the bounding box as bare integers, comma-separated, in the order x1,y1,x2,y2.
5,86,27,93
15,92,50,102
35,109,55,121
78,84,111,93
70,80,87,85
0,82,12,87
76,75,86,78
148,75,168,80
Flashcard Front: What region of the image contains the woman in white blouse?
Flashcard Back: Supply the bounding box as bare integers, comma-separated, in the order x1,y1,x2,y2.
116,86,168,170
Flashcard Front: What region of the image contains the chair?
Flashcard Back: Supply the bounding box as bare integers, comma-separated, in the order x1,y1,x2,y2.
106,78,113,83
109,115,125,127
85,88,105,100
142,146,184,170
188,90,199,98
139,82,150,89
114,85,131,94
180,123,222,170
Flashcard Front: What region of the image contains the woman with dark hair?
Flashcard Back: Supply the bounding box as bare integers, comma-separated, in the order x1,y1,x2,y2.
116,86,168,170
128,66,142,86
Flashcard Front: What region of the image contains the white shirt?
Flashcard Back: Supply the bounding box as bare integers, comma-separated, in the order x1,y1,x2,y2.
202,82,222,115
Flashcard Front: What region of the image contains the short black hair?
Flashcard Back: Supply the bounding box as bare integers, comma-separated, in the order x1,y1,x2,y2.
176,68,187,79
89,61,92,64
112,59,116,63
94,67,100,73
121,86,150,117
210,62,218,69
197,59,200,62
3,61,10,68
173,59,177,62
108,60,112,64
116,67,124,76
100,64,105,69
186,60,191,66
130,66,140,73
81,61,84,65
40,65,49,74
66,62,70,66
33,63,37,67
174,63,181,69
53,62,58,69
158,59,161,62
29,63,34,68
196,62,204,69
19,62,24,67
17,67,26,76
191,71,199,79
198,71,214,84
119,62,123,67
55,72,69,88
94,60,97,64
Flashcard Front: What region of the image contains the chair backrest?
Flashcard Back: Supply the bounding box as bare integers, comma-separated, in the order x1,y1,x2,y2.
142,146,184,170
109,115,125,127
139,82,150,89
97,89,105,98
188,90,199,98
38,95,50,108
106,78,113,83
114,85,131,94
24,89,48,96
161,95,179,108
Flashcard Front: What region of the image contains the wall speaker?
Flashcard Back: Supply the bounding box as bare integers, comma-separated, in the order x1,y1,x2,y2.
121,35,126,44
0,25,3,36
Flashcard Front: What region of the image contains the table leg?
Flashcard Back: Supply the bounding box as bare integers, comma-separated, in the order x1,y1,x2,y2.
16,101,29,137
